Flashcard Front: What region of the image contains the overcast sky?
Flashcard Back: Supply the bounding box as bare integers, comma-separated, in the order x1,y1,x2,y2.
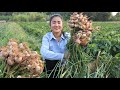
112,12,118,16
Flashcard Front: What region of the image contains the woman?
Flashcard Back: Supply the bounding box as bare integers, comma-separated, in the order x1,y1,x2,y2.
40,14,70,78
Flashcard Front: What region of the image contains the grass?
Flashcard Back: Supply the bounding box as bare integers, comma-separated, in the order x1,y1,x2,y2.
0,21,120,78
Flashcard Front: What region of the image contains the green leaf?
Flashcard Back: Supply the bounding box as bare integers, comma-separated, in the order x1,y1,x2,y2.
115,53,120,59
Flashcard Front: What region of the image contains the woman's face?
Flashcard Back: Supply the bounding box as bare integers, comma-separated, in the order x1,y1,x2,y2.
50,16,63,33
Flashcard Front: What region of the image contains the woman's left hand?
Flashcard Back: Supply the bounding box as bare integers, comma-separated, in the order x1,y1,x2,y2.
64,51,70,60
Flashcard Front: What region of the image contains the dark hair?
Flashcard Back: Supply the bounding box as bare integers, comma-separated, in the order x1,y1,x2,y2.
49,14,65,37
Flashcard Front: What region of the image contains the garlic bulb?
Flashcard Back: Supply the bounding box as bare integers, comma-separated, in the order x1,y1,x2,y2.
7,58,15,66
0,38,44,77
68,12,94,46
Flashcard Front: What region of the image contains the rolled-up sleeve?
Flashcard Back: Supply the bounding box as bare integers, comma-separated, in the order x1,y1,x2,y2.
40,35,64,60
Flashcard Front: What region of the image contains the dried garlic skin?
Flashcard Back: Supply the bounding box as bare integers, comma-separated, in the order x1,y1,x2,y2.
68,12,94,46
0,38,44,77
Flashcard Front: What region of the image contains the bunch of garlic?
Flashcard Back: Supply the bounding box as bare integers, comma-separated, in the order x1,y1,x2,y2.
21,51,44,75
68,12,93,46
0,39,44,76
68,12,93,31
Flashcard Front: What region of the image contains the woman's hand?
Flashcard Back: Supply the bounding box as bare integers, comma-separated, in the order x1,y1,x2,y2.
75,38,81,44
64,51,70,60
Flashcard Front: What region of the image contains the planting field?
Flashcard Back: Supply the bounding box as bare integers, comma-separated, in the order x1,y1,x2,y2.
0,21,120,78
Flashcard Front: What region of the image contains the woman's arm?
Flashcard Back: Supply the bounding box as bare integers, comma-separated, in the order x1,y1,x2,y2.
40,35,64,60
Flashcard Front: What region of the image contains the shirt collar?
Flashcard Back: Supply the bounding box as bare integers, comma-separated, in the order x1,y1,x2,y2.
61,34,65,40
50,32,65,40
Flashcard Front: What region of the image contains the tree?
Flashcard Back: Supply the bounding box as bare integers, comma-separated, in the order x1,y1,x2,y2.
115,12,120,17
84,12,97,20
46,12,72,21
0,12,13,16
84,12,112,21
111,12,120,21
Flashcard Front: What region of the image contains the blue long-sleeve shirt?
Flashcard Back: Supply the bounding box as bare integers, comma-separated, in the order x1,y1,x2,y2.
40,32,70,62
